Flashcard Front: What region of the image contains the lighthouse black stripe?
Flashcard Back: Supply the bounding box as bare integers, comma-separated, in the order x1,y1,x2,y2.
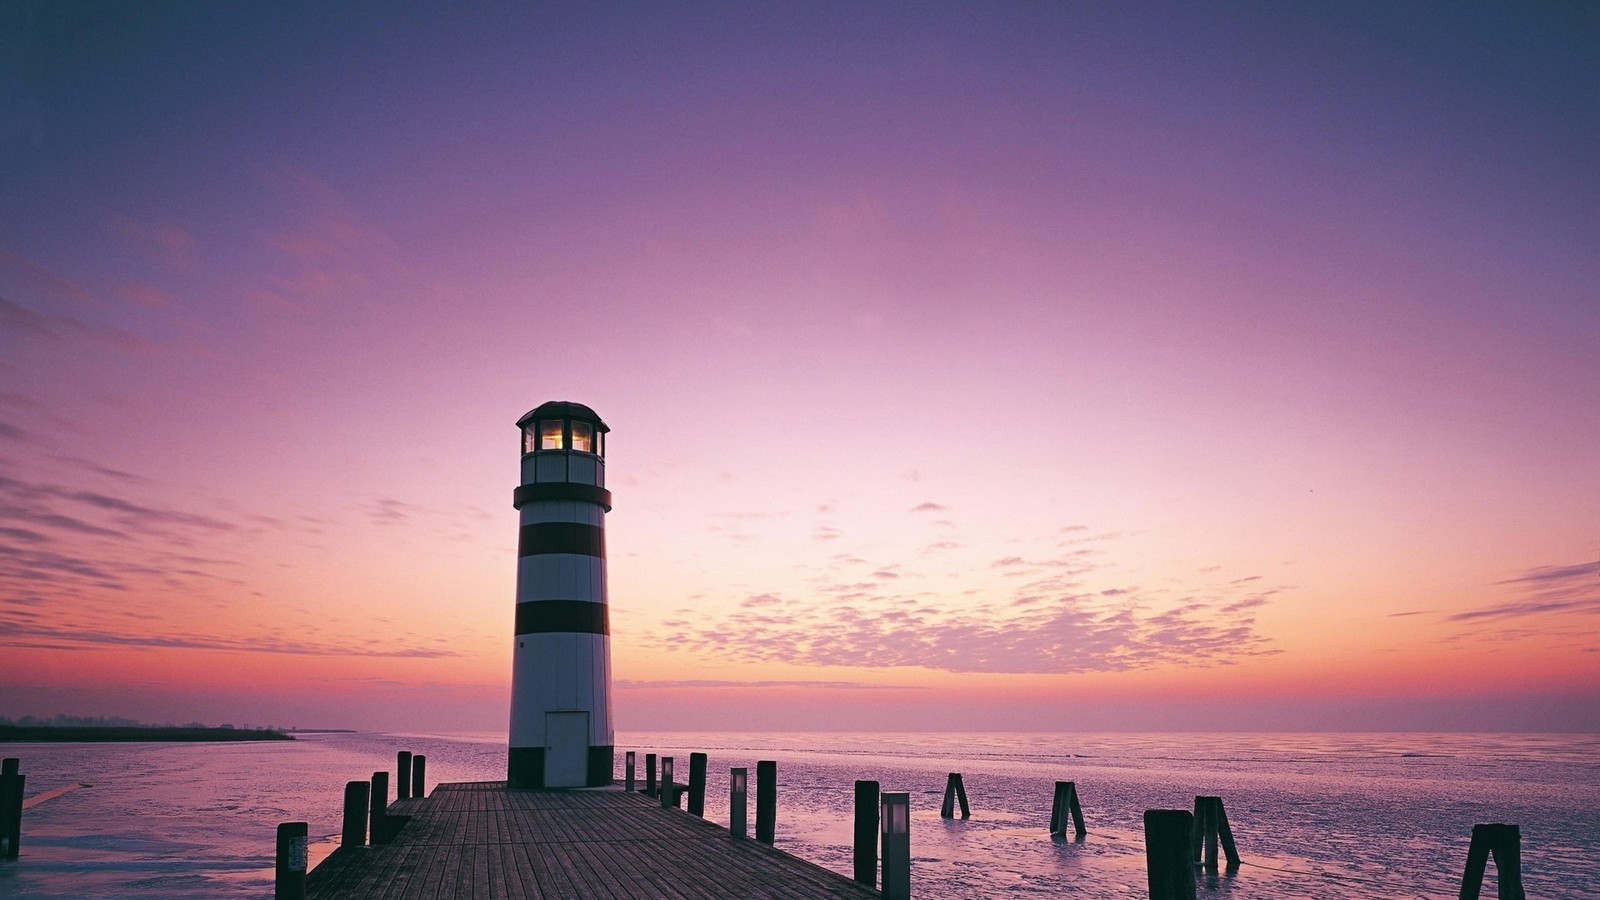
515,600,609,635
513,483,612,511
518,522,605,558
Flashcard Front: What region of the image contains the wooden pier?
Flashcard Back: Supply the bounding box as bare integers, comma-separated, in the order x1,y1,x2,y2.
305,781,880,899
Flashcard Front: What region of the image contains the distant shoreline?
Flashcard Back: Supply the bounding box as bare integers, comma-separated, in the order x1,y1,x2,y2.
0,725,294,743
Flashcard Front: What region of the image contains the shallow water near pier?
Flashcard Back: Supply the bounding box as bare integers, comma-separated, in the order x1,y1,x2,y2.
1,731,1597,898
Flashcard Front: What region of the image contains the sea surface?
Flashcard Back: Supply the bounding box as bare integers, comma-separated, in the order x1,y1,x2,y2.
1,731,1597,898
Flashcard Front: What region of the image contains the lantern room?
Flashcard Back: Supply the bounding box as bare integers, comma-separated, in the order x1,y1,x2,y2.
518,401,608,457
516,401,609,490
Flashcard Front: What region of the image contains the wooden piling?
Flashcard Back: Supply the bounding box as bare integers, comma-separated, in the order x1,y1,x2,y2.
880,792,911,900
625,751,636,792
1189,796,1240,870
1460,823,1526,900
0,759,21,860
730,767,748,839
1144,809,1196,900
854,780,879,888
1049,781,1087,838
755,760,777,845
688,752,708,817
940,772,970,819
396,752,412,800
659,757,675,809
645,753,657,797
275,821,308,900
369,772,391,845
1191,796,1217,870
410,755,426,799
341,780,369,850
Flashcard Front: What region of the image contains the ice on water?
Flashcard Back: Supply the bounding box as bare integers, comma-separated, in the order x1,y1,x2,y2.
1,731,1596,898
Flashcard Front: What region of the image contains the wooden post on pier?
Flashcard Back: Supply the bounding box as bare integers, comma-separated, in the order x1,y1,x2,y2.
880,792,911,900
369,772,391,844
854,780,879,887
730,768,748,839
940,772,970,819
1050,781,1087,838
688,752,708,817
645,753,657,797
396,752,412,800
0,757,21,860
1189,796,1240,870
275,821,308,900
659,757,675,809
1145,809,1196,900
625,751,636,792
1459,823,1526,900
341,780,369,850
411,755,426,798
755,760,777,844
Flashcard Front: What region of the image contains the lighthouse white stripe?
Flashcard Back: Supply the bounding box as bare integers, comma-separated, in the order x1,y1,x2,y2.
509,633,610,746
517,555,607,603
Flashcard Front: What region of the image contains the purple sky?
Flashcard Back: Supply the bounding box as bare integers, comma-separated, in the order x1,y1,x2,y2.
1,2,1596,732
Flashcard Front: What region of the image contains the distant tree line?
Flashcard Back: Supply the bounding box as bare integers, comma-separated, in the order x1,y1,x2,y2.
0,715,295,742
0,714,262,730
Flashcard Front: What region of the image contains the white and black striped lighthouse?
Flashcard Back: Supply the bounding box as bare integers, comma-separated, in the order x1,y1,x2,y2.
508,401,614,788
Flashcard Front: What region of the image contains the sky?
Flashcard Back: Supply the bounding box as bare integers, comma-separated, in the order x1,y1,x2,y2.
0,1,1596,733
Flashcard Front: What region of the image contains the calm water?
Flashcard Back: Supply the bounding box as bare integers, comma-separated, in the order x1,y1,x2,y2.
1,731,1597,898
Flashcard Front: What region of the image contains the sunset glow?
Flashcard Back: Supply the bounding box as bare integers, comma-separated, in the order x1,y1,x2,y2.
1,2,1595,733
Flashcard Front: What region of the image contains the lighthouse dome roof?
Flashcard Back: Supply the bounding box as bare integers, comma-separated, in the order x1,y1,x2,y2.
517,401,609,432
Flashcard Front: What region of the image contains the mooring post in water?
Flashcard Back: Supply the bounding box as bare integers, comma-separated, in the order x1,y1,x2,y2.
1050,781,1087,838
854,780,879,887
396,752,412,800
341,780,370,849
1145,809,1196,900
1459,823,1526,900
275,821,308,900
1190,796,1216,870
411,755,426,798
625,751,636,792
755,760,777,844
1189,796,1240,870
0,758,21,860
659,757,675,809
688,752,708,817
645,753,657,797
880,792,911,900
729,767,748,839
940,772,970,819
369,771,391,844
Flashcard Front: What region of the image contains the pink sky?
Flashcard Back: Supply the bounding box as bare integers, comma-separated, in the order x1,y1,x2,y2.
1,3,1596,732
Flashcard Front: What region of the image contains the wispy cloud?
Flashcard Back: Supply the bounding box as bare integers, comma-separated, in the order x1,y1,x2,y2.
0,618,457,657
615,679,920,691
909,501,946,513
0,294,151,353
1451,560,1600,624
367,497,413,525
107,213,199,270
650,549,1284,674
244,164,408,314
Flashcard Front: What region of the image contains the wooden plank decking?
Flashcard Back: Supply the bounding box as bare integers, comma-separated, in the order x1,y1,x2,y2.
305,781,881,899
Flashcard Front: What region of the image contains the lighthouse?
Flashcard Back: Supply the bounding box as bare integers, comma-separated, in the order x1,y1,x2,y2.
508,401,614,788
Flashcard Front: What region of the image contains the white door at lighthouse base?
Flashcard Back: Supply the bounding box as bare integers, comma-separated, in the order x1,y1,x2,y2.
544,711,589,788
